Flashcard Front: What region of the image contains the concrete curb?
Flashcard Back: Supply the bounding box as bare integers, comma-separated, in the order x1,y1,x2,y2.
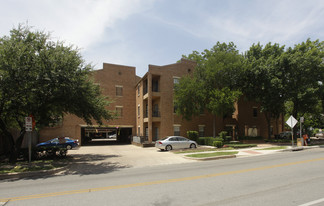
184,155,236,161
281,145,320,152
0,167,66,180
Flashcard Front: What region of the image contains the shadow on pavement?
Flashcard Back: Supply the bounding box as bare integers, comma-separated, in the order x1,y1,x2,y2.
62,153,130,176
2,154,129,182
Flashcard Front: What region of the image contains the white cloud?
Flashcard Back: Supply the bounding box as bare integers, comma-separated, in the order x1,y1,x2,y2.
0,0,155,49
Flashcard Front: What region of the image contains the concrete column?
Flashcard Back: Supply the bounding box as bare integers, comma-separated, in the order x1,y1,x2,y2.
148,73,153,143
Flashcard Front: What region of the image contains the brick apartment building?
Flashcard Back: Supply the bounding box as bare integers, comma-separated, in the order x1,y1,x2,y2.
39,59,284,145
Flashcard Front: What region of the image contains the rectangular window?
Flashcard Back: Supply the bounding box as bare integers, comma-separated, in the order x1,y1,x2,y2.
173,77,180,89
173,102,178,114
138,126,140,136
145,127,148,139
137,85,140,96
115,106,123,118
199,125,205,137
248,127,258,137
116,85,123,96
253,107,258,117
174,125,180,136
153,127,159,141
138,105,140,117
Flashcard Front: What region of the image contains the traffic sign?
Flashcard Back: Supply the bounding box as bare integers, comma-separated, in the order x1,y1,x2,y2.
25,117,33,131
286,115,298,128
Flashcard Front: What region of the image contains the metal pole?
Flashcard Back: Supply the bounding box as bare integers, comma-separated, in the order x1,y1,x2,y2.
28,131,31,163
300,120,303,146
291,118,294,147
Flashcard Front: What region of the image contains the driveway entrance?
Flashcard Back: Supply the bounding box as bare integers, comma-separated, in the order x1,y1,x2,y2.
81,127,132,145
68,145,194,171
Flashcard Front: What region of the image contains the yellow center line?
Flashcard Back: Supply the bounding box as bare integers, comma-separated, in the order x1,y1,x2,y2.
1,157,324,202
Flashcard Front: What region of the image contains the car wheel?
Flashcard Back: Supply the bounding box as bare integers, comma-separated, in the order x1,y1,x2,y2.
66,145,72,150
165,145,172,151
190,143,196,149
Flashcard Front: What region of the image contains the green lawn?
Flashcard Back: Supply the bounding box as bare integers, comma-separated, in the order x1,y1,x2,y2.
186,151,238,158
256,146,287,150
0,159,68,174
174,147,234,154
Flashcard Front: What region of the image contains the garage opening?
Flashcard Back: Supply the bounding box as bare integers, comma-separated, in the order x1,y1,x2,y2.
81,127,132,146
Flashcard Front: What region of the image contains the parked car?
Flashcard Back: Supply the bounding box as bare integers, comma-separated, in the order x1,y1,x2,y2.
155,136,198,151
36,137,79,150
315,132,324,139
108,134,117,139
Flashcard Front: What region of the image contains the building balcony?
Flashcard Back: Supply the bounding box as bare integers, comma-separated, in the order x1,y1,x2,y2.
143,111,161,122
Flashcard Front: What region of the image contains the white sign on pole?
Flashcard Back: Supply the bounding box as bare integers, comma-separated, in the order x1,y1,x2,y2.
25,117,33,132
286,115,298,128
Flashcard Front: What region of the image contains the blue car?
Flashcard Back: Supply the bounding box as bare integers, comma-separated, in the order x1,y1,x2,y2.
37,137,79,150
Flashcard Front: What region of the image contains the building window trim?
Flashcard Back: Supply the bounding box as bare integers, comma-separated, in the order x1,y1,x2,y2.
173,124,181,136
116,85,123,97
253,107,258,118
115,106,123,118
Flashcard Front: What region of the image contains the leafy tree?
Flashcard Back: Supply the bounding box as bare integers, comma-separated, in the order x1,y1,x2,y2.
0,24,113,162
281,39,324,123
175,42,243,138
240,43,286,139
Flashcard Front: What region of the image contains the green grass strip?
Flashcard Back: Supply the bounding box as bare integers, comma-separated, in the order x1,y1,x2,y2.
174,147,234,154
186,151,238,158
256,146,287,150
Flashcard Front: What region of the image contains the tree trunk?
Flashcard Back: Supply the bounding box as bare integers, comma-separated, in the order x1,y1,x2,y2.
213,115,216,138
0,119,26,162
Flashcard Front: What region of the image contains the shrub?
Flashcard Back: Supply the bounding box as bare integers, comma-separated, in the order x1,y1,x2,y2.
187,131,199,142
197,137,206,145
214,137,224,142
205,137,216,146
238,136,263,140
213,141,223,148
218,131,227,139
224,136,232,143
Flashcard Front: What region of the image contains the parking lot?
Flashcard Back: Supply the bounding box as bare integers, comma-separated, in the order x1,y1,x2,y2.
66,144,195,174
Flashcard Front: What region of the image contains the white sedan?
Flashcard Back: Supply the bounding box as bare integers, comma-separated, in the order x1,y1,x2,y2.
155,136,198,151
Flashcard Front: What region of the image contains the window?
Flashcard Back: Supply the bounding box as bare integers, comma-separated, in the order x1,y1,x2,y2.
153,127,159,141
115,106,123,118
253,107,258,117
173,77,180,88
173,102,178,114
174,125,180,136
137,85,140,96
138,126,140,136
138,105,140,117
248,127,258,137
199,125,205,137
116,85,123,96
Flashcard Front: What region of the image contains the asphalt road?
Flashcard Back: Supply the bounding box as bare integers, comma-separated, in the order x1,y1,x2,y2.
1,148,324,206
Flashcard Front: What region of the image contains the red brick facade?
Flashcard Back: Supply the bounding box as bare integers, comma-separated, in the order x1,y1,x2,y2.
40,59,284,144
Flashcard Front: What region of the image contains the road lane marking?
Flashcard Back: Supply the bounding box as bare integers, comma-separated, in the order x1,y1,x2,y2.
299,198,324,206
1,157,324,202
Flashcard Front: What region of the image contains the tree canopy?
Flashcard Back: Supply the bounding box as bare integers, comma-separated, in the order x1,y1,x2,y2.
0,24,113,161
175,42,243,137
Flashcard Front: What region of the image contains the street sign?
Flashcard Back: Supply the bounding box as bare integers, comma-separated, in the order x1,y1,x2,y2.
300,117,304,123
25,117,33,132
286,115,298,128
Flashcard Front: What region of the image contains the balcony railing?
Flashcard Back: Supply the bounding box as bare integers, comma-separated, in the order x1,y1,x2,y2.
153,110,160,117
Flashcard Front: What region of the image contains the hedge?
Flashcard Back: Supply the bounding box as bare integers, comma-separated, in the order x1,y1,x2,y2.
238,136,263,140
213,141,223,148
187,131,199,142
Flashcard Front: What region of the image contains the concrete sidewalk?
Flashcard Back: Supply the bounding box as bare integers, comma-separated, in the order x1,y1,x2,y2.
1,144,320,180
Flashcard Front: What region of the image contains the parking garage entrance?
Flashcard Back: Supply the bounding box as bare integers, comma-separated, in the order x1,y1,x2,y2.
81,126,132,145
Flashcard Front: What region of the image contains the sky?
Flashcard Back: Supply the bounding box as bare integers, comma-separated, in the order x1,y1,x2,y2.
1,0,323,77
